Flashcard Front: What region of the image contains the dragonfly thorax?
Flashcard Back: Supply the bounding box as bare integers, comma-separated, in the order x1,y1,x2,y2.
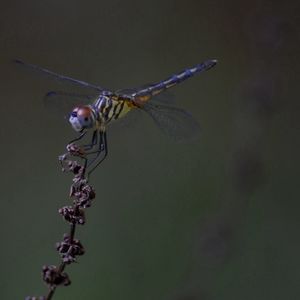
69,105,96,132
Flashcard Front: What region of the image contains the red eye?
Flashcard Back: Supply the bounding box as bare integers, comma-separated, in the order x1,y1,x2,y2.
76,106,92,118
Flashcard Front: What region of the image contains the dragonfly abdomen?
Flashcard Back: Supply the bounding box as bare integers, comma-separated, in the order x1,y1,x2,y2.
133,59,217,102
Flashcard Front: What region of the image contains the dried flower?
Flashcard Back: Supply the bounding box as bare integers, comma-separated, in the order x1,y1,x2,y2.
42,265,71,286
58,206,85,225
56,235,85,264
28,141,97,299
66,143,85,157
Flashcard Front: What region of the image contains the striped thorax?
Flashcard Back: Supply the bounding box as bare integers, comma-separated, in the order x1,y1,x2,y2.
94,95,133,125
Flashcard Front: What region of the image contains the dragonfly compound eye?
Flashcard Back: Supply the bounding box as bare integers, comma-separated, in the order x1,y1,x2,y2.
77,106,95,129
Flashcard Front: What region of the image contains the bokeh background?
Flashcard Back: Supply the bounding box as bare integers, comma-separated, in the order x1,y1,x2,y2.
0,0,299,299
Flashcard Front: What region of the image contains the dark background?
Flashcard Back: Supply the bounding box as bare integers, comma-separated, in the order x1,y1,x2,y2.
0,0,299,299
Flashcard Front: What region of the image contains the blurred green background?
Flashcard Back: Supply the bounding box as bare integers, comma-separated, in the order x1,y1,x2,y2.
0,0,299,299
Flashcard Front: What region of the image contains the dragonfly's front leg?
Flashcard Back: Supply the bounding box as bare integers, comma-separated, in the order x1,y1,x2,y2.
86,130,108,177
66,130,107,177
60,131,88,171
83,130,98,151
68,131,87,144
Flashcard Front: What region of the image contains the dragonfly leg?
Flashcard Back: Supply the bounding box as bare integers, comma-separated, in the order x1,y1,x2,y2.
83,130,98,151
68,131,87,144
87,131,108,177
85,130,104,161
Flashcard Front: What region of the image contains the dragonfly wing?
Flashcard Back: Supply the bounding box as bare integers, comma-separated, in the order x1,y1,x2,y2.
44,90,96,116
14,59,112,93
142,102,201,142
149,91,176,106
117,86,200,142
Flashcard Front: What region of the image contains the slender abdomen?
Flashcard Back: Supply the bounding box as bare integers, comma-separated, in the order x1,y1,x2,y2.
132,59,217,104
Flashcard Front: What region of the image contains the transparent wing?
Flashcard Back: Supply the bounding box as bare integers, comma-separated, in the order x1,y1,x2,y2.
14,59,112,93
43,90,96,116
142,102,201,142
116,86,200,142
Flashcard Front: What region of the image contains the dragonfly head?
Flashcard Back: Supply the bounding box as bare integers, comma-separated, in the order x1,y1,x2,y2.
69,105,96,132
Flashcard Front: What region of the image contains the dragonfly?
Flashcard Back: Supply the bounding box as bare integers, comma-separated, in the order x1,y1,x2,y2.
15,59,217,175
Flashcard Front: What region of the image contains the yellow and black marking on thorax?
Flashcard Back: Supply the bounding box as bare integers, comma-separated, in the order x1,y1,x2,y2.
93,95,137,126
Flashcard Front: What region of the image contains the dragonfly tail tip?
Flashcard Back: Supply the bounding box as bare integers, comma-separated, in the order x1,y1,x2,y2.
202,59,218,71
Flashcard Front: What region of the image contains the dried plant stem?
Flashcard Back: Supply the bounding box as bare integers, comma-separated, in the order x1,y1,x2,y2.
26,143,95,300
